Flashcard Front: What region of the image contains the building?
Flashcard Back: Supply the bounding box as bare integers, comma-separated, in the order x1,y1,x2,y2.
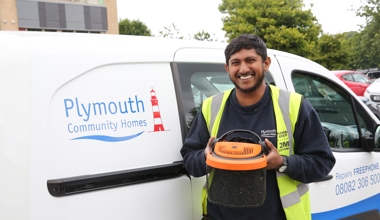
0,0,118,34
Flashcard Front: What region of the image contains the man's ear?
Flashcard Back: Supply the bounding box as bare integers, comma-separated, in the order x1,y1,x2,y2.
224,63,229,72
264,57,271,71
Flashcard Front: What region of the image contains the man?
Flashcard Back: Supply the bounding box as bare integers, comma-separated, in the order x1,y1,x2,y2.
180,34,336,220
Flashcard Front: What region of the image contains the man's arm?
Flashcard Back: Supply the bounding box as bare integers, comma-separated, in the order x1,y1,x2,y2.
180,111,211,177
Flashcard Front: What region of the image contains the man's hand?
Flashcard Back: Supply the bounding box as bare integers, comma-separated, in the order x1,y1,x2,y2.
204,137,216,159
264,138,284,170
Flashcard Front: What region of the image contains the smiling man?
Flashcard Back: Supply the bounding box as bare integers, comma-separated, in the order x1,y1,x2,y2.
180,34,335,220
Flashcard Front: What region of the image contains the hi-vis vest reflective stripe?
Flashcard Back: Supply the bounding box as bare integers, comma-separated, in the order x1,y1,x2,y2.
201,85,311,220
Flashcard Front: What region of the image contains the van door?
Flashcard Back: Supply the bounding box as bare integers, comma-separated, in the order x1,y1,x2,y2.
290,71,380,219
43,62,192,220
271,53,380,220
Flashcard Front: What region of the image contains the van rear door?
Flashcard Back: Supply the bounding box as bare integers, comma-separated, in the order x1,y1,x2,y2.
21,34,193,220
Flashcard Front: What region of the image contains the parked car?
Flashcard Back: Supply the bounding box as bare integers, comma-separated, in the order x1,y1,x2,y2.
367,70,380,82
358,96,380,119
331,70,372,96
364,78,380,106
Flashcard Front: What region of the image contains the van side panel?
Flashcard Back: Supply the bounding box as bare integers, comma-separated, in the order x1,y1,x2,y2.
46,63,182,177
0,32,193,220
37,62,189,218
0,34,29,220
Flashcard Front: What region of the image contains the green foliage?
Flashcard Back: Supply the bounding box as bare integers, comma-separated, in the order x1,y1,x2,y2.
219,0,321,58
193,30,219,42
358,0,380,25
349,0,380,69
159,24,220,42
312,33,349,70
119,18,152,36
158,23,185,39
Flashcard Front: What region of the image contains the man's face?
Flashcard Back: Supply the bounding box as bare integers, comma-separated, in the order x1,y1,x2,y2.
224,49,270,94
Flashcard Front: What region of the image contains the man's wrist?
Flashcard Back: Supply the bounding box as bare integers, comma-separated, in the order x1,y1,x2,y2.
277,156,288,173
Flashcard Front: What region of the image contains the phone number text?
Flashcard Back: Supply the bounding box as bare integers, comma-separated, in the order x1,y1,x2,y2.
336,172,380,195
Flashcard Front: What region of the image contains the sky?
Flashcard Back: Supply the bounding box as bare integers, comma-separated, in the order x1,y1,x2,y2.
116,0,366,41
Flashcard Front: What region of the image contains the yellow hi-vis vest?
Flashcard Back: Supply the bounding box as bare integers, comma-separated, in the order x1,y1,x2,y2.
201,84,311,220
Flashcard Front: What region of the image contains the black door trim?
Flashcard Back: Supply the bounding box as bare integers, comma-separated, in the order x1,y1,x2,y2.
47,161,186,197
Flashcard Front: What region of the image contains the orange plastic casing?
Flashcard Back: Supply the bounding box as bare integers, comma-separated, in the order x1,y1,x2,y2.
206,141,267,171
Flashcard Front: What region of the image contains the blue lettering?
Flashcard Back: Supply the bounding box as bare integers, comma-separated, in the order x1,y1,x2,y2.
128,97,136,113
120,119,127,128
93,102,107,115
119,101,128,114
64,96,145,121
75,98,83,117
109,102,117,114
135,95,145,112
68,123,73,133
82,103,91,121
64,99,74,117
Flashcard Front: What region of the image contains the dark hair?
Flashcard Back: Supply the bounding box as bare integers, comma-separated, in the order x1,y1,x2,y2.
224,34,267,65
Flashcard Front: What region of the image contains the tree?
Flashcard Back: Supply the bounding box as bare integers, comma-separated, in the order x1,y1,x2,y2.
339,31,360,70
349,0,380,69
218,0,321,58
158,23,185,39
158,23,224,42
158,24,223,42
193,30,218,42
312,33,349,70
119,18,152,36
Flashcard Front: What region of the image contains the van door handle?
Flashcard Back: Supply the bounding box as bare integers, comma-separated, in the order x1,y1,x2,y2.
314,174,333,182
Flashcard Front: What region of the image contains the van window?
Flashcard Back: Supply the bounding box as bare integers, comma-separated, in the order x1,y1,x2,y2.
176,63,275,130
292,72,375,150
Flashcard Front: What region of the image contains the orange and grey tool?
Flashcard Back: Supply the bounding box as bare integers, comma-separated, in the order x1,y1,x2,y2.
206,129,269,208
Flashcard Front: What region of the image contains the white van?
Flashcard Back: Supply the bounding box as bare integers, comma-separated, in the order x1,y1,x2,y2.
0,31,379,220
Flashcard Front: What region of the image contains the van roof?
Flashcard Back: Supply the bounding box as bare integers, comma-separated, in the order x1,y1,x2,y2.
0,31,324,68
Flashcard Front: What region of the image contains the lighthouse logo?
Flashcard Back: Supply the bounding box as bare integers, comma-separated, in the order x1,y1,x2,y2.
149,87,169,132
